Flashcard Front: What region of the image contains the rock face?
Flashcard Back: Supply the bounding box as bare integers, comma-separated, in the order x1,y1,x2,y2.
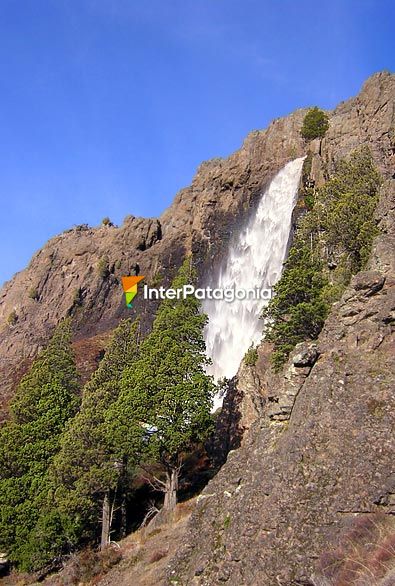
1,73,393,418
0,110,306,414
167,73,395,585
0,72,394,583
169,234,395,584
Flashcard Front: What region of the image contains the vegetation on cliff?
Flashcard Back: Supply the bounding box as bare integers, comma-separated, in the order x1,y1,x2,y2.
107,257,215,515
263,147,381,369
301,106,329,140
0,319,80,570
0,259,214,573
53,318,142,553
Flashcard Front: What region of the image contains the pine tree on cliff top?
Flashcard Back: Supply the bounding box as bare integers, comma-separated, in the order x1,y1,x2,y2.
0,318,80,570
108,257,215,514
53,318,142,551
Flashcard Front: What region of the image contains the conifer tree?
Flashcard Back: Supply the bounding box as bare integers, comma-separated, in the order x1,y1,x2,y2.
53,318,141,550
301,106,329,140
262,147,381,369
109,258,215,514
0,319,80,570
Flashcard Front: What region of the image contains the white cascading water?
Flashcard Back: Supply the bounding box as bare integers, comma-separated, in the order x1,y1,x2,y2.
203,157,305,406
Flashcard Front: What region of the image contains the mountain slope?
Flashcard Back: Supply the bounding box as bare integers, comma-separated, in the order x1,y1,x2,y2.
167,73,395,585
1,73,393,418
0,108,306,415
0,72,394,585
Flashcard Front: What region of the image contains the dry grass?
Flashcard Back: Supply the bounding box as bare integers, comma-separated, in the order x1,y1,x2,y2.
0,498,196,586
40,546,123,586
314,513,395,586
147,549,168,565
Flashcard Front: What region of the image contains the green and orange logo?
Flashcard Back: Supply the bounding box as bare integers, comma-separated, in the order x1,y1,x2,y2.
121,276,145,308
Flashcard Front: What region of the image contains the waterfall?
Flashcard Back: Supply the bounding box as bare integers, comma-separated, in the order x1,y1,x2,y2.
203,157,305,404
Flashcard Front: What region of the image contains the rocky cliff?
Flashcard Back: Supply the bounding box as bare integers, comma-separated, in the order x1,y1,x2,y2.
167,72,395,584
0,71,394,584
0,105,306,416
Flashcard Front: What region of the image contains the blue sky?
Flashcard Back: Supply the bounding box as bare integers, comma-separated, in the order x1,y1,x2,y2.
0,0,394,285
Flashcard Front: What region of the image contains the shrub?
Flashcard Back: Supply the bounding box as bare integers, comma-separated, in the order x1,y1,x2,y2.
301,107,329,140
28,287,39,301
244,345,258,367
74,224,89,232
315,514,395,585
223,514,231,529
97,545,122,571
151,271,164,287
71,287,84,309
299,153,315,210
97,257,109,278
148,549,167,564
101,217,113,226
317,146,381,272
61,546,122,584
7,310,18,326
262,243,329,370
304,191,315,210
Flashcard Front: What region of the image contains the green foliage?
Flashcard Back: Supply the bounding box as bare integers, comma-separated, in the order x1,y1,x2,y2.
263,147,381,370
52,319,142,550
301,107,329,140
72,287,83,307
316,147,381,271
263,244,329,370
17,509,68,571
101,217,112,226
28,287,39,301
108,257,215,474
1,267,211,570
304,193,314,210
301,152,313,181
74,224,89,232
97,257,110,278
7,310,17,326
10,320,80,424
299,153,315,210
151,271,164,286
0,319,80,570
244,345,258,367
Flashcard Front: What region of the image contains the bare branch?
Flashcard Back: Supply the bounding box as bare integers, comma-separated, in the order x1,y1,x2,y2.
141,474,166,493
140,500,160,527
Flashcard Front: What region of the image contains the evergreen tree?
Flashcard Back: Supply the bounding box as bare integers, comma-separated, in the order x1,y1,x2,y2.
262,147,381,370
0,319,80,570
301,106,329,140
53,318,141,550
262,243,329,370
109,257,215,514
316,146,381,271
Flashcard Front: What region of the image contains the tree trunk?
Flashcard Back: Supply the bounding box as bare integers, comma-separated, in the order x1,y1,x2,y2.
163,467,178,513
119,457,128,538
100,491,111,550
120,491,127,538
